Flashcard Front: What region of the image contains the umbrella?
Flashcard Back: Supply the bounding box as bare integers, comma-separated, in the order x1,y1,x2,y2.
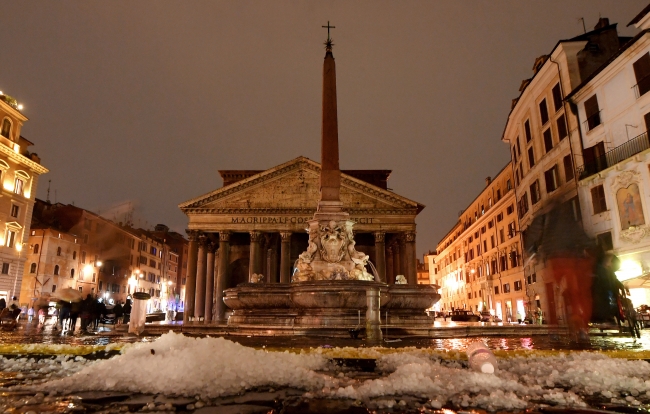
33,297,51,308
54,288,84,303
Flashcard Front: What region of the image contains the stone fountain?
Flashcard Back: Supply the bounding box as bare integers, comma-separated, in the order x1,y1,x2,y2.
223,29,439,338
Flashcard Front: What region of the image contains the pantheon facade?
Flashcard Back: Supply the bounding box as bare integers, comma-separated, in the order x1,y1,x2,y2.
179,156,424,321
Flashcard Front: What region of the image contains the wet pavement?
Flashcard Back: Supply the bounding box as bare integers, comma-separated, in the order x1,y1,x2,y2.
2,320,650,413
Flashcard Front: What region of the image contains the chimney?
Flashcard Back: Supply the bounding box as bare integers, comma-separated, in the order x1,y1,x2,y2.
485,177,492,186
594,17,609,30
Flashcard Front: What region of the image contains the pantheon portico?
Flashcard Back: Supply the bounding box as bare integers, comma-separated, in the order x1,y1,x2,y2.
179,156,424,322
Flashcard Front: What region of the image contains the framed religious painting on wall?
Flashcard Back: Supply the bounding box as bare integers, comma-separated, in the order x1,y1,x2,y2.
616,183,645,230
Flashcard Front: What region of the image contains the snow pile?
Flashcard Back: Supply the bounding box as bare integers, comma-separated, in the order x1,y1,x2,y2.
36,331,333,398
9,333,650,411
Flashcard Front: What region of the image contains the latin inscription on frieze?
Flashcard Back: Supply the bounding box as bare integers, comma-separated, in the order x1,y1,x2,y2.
231,216,375,224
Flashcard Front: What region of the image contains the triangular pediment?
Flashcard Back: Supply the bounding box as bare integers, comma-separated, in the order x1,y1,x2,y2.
179,157,424,215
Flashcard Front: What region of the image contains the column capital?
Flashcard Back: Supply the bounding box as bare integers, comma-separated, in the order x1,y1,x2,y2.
207,242,218,253
404,231,416,243
250,231,263,242
186,229,200,242
374,231,386,243
280,232,292,242
198,234,209,247
219,231,231,242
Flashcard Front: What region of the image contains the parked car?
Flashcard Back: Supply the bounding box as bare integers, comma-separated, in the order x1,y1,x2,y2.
146,311,166,323
450,309,480,322
480,311,492,322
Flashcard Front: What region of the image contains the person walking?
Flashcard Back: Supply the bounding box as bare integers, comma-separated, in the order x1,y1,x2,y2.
38,307,46,325
0,298,6,312
122,299,132,324
27,307,34,323
114,302,124,325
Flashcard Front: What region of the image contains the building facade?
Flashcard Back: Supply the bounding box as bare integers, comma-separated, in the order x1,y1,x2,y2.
435,165,525,320
568,10,650,306
502,19,628,324
0,92,48,304
179,156,424,322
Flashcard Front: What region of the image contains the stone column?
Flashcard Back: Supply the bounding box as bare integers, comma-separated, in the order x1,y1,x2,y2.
279,232,292,283
249,231,263,280
386,245,394,284
183,230,199,323
399,234,407,277
204,242,216,323
216,231,231,321
194,235,208,320
393,240,402,281
374,231,386,282
404,231,417,285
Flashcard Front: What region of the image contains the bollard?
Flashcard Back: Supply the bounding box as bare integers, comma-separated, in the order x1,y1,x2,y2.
128,292,151,335
365,287,382,343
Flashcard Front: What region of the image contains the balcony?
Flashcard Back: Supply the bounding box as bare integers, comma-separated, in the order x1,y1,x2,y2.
633,74,650,99
578,131,650,180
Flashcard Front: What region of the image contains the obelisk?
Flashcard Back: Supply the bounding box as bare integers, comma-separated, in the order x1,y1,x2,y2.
315,24,348,219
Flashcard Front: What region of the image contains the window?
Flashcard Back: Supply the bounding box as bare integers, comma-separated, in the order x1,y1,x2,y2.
490,235,495,249
585,94,601,131
5,230,16,248
57,247,62,256
78,287,83,292
81,251,86,264
150,259,156,267
507,179,512,190
591,185,607,214
516,137,521,156
514,280,523,291
30,263,36,273
503,283,511,293
99,281,103,291
14,178,23,196
496,189,501,200
150,246,157,255
84,218,91,230
513,146,518,163
83,234,88,244
496,213,503,222
518,193,529,217
556,114,567,140
494,286,500,295
73,251,77,260
10,205,18,218
539,98,549,125
140,256,147,264
500,254,507,271
544,165,559,193
530,180,541,204
506,204,514,215
1,119,11,139
563,155,574,182
52,284,57,293
524,120,532,142
499,229,505,244
528,147,535,168
552,83,563,112
70,268,75,278
597,232,613,251
508,222,516,239
54,265,60,275
33,244,39,254
543,128,553,153
633,52,650,98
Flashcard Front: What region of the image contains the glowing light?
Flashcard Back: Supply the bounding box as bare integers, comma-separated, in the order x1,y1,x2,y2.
23,191,30,199
3,182,13,192
17,104,23,111
13,144,19,153
15,243,22,252
84,264,93,274
615,260,643,281
95,260,103,267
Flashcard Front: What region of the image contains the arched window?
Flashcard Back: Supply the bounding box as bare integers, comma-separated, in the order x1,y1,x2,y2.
70,268,75,278
33,244,39,254
57,247,61,256
30,263,36,273
1,119,11,139
54,265,59,275
73,251,77,260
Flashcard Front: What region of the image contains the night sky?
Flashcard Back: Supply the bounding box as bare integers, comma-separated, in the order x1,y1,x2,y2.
1,1,647,256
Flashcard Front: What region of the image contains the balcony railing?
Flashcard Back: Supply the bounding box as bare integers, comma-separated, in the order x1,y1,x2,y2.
633,74,650,99
582,111,602,132
578,131,650,180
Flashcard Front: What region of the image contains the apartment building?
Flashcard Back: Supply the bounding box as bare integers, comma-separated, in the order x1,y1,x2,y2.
502,18,629,324
567,8,650,307
0,92,48,304
435,165,525,320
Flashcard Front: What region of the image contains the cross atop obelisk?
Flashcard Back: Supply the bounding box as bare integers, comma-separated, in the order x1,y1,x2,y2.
316,21,346,217
322,21,335,50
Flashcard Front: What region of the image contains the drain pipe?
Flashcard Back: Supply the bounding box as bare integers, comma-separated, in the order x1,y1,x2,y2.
365,286,382,343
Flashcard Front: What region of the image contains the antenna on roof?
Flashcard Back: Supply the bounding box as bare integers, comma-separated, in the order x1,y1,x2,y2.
578,17,586,34
46,180,51,202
